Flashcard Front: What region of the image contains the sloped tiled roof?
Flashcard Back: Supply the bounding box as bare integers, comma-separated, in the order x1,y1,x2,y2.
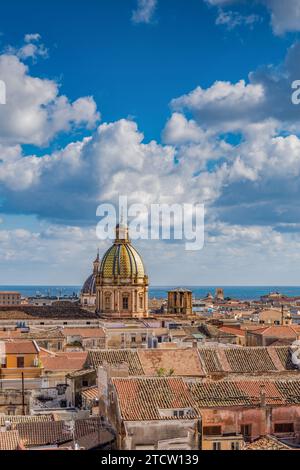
0,304,98,319
189,379,300,408
0,430,22,450
0,414,53,427
16,417,114,449
245,436,292,451
85,346,300,378
112,377,197,420
224,348,277,373
251,326,300,338
16,421,72,447
61,328,105,338
137,349,205,377
87,349,144,375
275,380,300,404
197,346,299,374
198,349,222,373
0,328,64,341
190,381,253,408
81,386,98,401
5,340,39,354
41,352,88,371
218,326,246,337
113,377,300,420
274,347,296,370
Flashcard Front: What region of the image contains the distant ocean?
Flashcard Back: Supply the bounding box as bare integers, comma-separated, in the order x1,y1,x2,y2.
1,285,300,301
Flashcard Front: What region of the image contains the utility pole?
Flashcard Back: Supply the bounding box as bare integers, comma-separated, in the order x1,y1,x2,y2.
21,372,25,415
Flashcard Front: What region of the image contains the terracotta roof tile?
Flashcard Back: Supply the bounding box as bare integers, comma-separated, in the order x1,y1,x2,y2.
245,436,292,451
275,380,300,404
112,377,197,420
5,340,39,354
275,347,296,370
15,417,114,449
198,349,222,373
197,346,297,374
16,421,72,446
218,326,246,337
138,349,205,377
0,414,53,427
190,381,253,408
87,349,144,376
41,352,88,371
189,379,300,408
224,348,277,373
253,326,300,338
81,386,98,401
0,430,22,450
61,328,106,338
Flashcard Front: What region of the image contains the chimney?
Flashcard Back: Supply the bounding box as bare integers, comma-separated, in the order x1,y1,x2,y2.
260,384,267,437
260,384,266,408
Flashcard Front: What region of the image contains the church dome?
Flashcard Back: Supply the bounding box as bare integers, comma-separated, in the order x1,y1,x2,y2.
81,273,96,294
100,225,146,279
81,251,100,295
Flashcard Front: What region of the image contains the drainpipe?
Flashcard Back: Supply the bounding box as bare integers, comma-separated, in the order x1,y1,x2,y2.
260,384,266,437
21,372,25,415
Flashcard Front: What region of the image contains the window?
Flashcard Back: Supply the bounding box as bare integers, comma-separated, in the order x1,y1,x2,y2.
17,357,24,368
274,423,294,433
142,335,147,342
123,296,129,310
139,296,143,309
213,442,221,451
131,335,136,343
82,380,88,387
241,424,252,441
203,426,222,437
105,294,111,310
231,442,240,451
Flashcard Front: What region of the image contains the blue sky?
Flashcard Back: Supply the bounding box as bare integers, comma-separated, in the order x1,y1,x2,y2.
1,0,300,285
0,0,292,143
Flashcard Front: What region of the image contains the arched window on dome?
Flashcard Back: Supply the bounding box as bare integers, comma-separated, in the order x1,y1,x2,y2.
104,293,112,310
139,295,143,309
122,295,129,310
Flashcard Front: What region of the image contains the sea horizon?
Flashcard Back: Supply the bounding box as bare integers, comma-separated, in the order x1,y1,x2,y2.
1,285,300,301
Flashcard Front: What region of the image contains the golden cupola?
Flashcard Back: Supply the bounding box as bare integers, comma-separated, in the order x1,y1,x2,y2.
100,224,145,279
96,224,149,318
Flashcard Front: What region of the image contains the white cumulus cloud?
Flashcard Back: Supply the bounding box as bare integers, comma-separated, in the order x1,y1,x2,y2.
132,0,157,24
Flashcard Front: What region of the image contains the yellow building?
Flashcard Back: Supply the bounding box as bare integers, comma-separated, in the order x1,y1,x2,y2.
202,434,244,451
96,224,149,318
0,291,21,306
167,288,193,316
0,340,42,379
